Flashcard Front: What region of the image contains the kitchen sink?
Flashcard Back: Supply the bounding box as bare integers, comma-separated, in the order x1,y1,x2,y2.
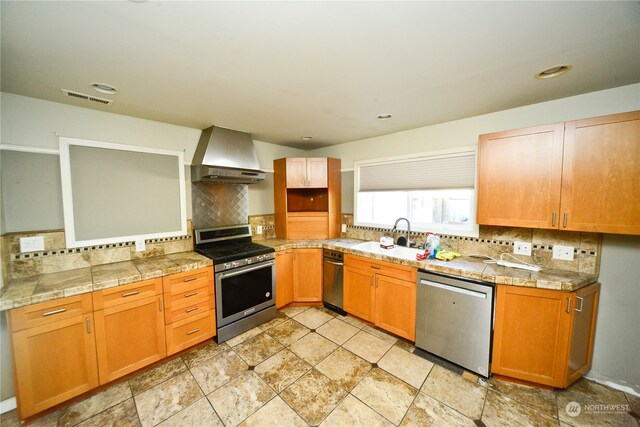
351,241,423,261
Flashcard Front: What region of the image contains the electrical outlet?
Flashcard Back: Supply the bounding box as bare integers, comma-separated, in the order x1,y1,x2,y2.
256,225,263,235
135,239,146,252
20,236,45,253
553,245,574,261
341,223,347,233
513,241,532,256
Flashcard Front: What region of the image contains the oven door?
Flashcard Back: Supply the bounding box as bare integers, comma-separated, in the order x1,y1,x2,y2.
215,260,275,328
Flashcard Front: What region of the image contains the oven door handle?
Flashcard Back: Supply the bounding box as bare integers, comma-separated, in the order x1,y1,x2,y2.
219,262,274,279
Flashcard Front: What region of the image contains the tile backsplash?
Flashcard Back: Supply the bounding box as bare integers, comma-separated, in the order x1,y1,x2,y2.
247,213,601,274
2,214,601,285
2,221,194,284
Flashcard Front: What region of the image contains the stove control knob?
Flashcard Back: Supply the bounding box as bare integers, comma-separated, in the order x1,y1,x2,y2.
246,258,252,264
224,263,232,270
232,261,240,268
257,255,264,261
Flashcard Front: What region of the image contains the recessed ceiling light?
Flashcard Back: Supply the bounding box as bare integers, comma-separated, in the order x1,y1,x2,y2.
301,136,313,141
91,83,118,95
535,65,572,80
377,114,392,120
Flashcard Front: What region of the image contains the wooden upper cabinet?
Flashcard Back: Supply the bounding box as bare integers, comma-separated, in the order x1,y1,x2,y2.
286,157,328,188
561,111,640,234
478,110,640,234
274,157,341,239
477,123,564,229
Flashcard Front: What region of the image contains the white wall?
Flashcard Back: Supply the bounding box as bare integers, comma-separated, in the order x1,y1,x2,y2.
310,83,640,168
587,234,640,395
0,92,302,227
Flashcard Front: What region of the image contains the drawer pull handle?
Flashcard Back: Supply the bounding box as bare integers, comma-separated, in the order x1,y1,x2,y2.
184,291,198,298
371,265,381,270
185,307,199,313
122,291,140,297
86,317,91,334
575,296,584,313
184,277,198,282
42,308,67,317
186,328,200,335
159,297,164,312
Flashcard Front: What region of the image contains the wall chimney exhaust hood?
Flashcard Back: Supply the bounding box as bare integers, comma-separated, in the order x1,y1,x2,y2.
191,126,265,184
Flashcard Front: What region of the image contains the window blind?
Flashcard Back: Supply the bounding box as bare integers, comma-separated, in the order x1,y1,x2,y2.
358,151,476,192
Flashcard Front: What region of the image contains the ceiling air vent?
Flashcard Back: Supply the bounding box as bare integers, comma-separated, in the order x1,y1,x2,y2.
61,89,113,105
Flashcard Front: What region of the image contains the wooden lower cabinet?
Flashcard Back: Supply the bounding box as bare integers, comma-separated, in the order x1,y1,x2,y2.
8,295,99,419
344,255,416,341
292,248,323,302
491,283,600,388
275,249,294,308
93,279,166,384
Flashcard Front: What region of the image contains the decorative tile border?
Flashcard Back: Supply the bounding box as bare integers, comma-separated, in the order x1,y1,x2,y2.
11,235,192,261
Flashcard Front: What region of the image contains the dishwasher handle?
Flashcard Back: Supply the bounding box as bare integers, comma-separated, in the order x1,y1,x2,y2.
325,260,344,266
419,278,487,299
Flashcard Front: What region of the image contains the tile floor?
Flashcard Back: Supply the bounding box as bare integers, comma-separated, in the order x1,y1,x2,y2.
1,306,638,427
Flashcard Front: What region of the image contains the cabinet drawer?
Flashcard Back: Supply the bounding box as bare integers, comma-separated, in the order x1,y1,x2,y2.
9,294,93,332
166,310,216,355
93,278,162,310
164,282,211,310
345,254,416,282
162,268,213,296
164,296,214,324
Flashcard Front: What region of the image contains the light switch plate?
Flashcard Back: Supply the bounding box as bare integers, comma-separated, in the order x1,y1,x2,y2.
256,225,263,235
553,244,574,261
20,236,45,253
135,239,146,252
513,241,532,256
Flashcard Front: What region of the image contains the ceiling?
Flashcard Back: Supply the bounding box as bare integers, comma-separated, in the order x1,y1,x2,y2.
2,1,639,150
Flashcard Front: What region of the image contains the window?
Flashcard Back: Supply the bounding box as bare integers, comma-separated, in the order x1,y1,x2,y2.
354,148,478,237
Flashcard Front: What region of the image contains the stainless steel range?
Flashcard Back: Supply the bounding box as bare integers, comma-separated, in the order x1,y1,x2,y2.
194,224,276,343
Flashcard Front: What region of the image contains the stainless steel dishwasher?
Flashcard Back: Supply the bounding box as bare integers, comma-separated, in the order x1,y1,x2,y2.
323,249,346,315
415,270,494,377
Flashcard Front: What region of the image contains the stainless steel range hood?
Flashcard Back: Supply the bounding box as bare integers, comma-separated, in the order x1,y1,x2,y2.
191,126,265,184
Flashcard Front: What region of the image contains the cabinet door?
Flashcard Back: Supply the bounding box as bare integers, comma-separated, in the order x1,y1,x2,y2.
94,295,166,384
306,158,328,188
344,266,375,322
375,275,416,341
276,250,294,308
292,248,323,302
561,111,640,234
477,123,564,228
565,283,600,387
10,314,99,419
492,285,572,387
286,158,308,188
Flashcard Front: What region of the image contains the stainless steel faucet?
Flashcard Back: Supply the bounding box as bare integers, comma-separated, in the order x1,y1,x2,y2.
391,217,413,247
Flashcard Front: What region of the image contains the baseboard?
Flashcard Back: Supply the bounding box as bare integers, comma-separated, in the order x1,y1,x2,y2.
0,397,16,414
584,374,640,397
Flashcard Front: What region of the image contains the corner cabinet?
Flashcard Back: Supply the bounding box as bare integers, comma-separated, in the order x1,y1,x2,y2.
477,111,640,235
344,254,416,341
491,283,600,388
274,157,341,239
275,248,323,306
8,294,99,419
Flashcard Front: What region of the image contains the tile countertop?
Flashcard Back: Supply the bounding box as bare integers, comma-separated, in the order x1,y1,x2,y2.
0,252,212,311
259,238,599,292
